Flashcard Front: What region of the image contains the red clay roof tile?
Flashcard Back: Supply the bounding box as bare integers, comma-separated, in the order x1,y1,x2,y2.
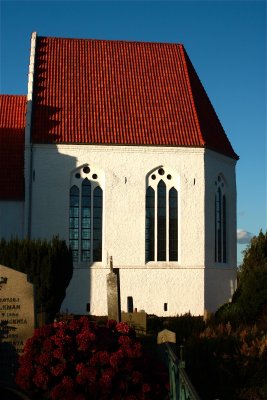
31,36,238,159
0,95,26,200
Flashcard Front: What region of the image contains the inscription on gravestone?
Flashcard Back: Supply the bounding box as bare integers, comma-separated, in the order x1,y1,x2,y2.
0,265,35,386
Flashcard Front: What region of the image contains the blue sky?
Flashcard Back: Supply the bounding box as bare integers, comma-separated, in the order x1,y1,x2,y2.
1,0,266,264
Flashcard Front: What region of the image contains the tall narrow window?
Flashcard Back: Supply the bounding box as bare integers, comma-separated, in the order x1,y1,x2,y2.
69,167,103,263
145,186,155,262
69,185,79,261
145,168,178,262
215,176,227,263
81,178,91,262
222,195,226,263
93,186,103,261
157,180,166,261
169,187,178,261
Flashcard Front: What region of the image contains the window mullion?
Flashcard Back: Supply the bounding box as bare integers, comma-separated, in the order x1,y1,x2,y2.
91,185,93,263
166,188,170,262
154,185,158,262
79,185,82,262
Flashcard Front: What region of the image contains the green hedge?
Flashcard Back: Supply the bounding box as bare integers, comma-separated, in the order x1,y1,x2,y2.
0,236,73,323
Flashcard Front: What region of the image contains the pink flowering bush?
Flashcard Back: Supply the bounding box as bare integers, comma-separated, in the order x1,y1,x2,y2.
16,317,169,399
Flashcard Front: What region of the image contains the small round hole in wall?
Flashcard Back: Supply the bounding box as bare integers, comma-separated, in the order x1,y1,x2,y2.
151,174,156,180
158,168,165,175
75,173,81,179
83,166,90,174
167,174,172,180
92,174,98,179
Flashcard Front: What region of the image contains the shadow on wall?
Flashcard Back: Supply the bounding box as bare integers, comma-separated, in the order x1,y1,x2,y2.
204,268,237,313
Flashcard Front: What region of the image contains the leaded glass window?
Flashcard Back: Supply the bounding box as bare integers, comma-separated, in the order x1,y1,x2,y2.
157,180,166,261
81,178,91,262
145,186,155,262
69,170,103,263
169,187,178,261
93,186,103,261
215,176,227,263
145,168,178,262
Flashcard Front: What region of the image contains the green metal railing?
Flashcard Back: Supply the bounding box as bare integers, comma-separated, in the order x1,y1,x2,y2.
165,342,201,400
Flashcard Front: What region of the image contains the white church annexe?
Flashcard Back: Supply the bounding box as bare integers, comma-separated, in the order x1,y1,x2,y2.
0,33,238,316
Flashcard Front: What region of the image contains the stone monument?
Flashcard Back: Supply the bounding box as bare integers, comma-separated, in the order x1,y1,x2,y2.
0,265,35,386
106,257,121,322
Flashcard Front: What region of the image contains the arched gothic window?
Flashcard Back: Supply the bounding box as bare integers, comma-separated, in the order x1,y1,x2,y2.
69,167,103,263
145,167,178,262
215,175,226,263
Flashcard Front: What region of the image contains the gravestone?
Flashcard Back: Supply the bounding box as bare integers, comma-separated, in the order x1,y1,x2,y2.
121,311,147,335
157,329,176,344
0,265,35,386
107,257,121,322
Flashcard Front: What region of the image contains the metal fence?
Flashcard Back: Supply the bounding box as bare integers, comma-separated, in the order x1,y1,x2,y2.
165,342,201,400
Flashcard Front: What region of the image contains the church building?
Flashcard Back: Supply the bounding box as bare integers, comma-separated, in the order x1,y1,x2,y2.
0,33,238,316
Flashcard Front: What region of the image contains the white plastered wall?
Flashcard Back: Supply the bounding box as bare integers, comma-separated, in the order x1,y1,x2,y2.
27,144,236,316
204,150,237,311
0,201,24,239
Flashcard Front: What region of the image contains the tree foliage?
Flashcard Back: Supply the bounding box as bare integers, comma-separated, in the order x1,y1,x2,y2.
216,230,267,326
0,236,73,323
240,230,267,276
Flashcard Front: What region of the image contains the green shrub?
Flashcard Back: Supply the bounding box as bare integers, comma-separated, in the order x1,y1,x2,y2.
0,236,73,323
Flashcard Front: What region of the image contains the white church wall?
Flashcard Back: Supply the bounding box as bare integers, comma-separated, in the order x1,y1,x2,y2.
30,144,206,268
204,149,237,310
204,149,237,268
61,266,205,317
28,144,236,316
0,201,24,239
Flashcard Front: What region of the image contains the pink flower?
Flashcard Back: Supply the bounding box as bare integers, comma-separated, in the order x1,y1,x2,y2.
132,370,143,384
107,319,117,330
110,349,124,368
42,338,54,352
76,365,97,384
76,362,85,372
76,330,96,351
116,322,131,334
142,383,151,393
53,348,64,359
69,318,81,331
53,320,66,330
32,366,49,389
38,352,51,366
118,335,132,346
50,362,66,376
100,368,114,388
98,350,110,365
16,316,168,400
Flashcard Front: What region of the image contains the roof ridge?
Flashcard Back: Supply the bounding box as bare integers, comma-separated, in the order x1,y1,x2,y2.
38,34,183,47
0,94,26,97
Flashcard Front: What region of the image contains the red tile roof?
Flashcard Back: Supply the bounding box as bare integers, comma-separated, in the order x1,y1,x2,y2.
31,36,238,159
0,95,26,200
